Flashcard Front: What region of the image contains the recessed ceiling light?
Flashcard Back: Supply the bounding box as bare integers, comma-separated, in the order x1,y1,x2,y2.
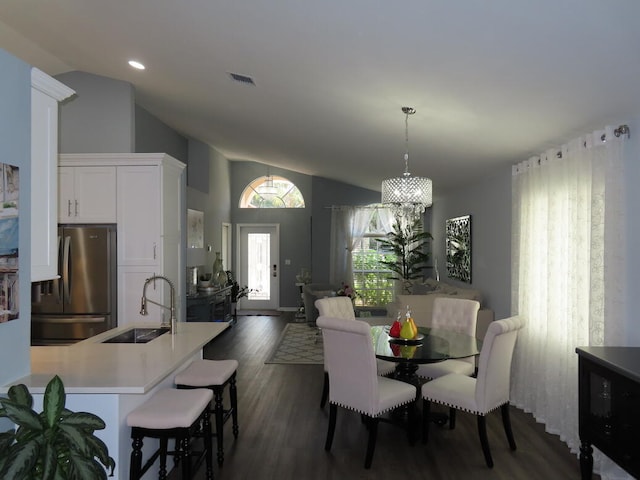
128,60,145,70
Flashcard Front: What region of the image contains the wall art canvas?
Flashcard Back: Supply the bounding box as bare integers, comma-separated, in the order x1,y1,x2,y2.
187,209,204,248
446,214,471,283
0,162,19,323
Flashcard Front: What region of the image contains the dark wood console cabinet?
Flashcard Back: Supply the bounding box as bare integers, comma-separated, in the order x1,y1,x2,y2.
186,286,233,323
576,346,640,479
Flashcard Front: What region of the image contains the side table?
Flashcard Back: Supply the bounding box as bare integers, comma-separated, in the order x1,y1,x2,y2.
186,286,233,324
576,346,640,479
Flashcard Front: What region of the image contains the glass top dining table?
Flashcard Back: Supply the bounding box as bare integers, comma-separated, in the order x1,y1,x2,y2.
371,325,482,386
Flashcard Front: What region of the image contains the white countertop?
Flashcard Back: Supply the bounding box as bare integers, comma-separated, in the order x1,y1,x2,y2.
1,322,229,395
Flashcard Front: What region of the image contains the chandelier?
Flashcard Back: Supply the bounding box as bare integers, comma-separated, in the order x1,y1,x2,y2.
381,107,432,222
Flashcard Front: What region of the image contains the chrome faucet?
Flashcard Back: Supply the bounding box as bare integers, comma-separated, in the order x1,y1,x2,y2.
140,275,177,334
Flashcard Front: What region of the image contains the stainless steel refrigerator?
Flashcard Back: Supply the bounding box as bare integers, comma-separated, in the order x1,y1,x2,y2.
31,224,117,345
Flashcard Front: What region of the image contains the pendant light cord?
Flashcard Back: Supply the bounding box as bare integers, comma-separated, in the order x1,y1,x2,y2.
403,107,414,176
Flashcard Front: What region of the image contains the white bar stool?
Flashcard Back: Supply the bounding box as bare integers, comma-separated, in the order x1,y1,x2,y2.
175,359,239,466
127,388,214,480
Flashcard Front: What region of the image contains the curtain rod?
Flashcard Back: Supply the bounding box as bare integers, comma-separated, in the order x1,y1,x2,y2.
555,124,630,159
323,204,383,210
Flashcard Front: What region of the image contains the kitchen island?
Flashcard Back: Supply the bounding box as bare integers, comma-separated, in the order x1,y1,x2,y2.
0,322,229,479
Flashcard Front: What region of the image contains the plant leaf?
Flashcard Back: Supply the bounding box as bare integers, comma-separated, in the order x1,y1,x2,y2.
7,384,33,409
41,442,59,480
1,400,44,432
61,411,106,431
0,431,16,475
0,438,39,480
84,433,112,468
43,375,65,429
67,451,108,480
0,429,16,449
58,423,89,455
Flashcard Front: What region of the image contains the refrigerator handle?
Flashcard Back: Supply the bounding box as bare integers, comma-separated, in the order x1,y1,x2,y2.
63,235,71,304
53,234,62,302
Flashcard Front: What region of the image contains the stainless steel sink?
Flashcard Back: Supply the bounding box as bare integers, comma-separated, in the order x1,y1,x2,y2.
101,327,170,344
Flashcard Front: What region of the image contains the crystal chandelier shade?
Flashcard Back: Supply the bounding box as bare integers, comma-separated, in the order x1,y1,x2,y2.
381,107,432,221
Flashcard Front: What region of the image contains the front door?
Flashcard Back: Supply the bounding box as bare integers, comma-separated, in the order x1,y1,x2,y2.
237,224,279,311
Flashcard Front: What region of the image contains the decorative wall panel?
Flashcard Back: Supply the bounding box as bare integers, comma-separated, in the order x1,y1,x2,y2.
446,215,471,283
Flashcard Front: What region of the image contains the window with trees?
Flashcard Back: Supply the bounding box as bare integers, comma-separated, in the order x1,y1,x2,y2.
239,175,305,208
351,209,397,307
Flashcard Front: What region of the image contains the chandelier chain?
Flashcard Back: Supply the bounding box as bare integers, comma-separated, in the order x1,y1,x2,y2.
404,111,410,174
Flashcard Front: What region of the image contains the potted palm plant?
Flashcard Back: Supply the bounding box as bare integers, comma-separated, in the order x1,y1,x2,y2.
0,375,115,479
378,217,433,294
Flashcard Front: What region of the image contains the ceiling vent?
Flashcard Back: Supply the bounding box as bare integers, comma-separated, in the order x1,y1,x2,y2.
229,72,256,86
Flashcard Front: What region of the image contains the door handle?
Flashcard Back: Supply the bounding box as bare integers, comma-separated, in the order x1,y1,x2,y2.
272,264,277,277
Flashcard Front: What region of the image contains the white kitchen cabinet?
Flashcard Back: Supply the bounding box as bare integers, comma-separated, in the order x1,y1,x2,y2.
58,166,116,223
116,165,161,266
117,266,165,326
30,68,75,282
59,153,186,326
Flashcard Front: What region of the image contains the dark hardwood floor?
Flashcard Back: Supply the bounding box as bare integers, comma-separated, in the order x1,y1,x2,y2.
182,313,592,479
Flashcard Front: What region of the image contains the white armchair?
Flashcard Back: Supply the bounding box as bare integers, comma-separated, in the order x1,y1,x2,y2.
421,316,525,468
315,297,396,409
318,315,417,469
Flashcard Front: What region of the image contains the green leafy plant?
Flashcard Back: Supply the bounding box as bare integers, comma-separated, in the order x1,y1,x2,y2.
377,217,433,294
0,375,115,480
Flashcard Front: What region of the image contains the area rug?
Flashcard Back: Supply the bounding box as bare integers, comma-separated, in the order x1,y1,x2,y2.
265,323,323,365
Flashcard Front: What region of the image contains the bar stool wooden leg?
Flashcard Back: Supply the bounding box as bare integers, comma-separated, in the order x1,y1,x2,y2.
130,436,143,480
203,405,214,480
159,438,168,479
213,386,225,466
230,374,239,438
180,434,191,479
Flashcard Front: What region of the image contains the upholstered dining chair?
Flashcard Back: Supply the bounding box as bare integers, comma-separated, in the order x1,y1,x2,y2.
317,315,417,469
421,316,525,468
315,297,396,409
415,297,480,382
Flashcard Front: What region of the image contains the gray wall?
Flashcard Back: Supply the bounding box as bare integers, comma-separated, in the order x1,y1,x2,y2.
431,168,512,320
0,49,32,386
187,139,231,270
135,105,188,163
56,71,135,153
186,139,210,194
230,161,313,307
226,163,386,308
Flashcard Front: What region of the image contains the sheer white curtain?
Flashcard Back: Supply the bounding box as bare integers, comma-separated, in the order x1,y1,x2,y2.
511,126,627,479
328,206,375,286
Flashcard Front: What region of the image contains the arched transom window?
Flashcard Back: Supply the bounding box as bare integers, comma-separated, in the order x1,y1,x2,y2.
239,175,305,208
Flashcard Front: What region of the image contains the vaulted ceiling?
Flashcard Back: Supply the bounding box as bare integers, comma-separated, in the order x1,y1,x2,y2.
2,1,640,193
